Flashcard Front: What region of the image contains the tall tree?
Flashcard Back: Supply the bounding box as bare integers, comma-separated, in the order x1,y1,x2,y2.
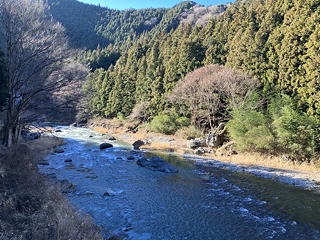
0,0,87,146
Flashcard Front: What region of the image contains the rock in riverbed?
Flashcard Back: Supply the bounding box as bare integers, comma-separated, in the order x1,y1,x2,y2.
100,143,113,150
194,147,206,155
59,180,77,193
54,148,65,153
64,159,72,163
137,156,178,173
132,140,145,150
189,138,206,149
103,188,123,197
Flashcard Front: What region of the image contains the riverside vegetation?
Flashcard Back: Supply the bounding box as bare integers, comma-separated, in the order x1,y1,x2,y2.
0,0,320,239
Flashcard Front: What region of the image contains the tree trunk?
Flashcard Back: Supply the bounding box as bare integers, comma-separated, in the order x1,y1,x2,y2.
3,124,13,147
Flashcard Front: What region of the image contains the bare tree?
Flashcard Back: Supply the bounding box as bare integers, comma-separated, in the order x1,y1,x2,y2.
0,0,87,146
169,64,259,129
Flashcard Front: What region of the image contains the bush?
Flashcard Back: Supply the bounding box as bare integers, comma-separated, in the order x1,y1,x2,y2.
227,109,276,152
227,94,320,161
116,112,126,121
175,125,204,139
270,96,320,160
148,114,179,135
147,113,191,135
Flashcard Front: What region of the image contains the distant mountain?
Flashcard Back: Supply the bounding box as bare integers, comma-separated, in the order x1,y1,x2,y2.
47,0,229,49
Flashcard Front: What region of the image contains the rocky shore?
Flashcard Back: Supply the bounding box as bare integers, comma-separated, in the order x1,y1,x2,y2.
88,119,320,192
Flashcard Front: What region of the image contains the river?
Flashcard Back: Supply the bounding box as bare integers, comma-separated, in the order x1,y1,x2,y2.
39,126,320,240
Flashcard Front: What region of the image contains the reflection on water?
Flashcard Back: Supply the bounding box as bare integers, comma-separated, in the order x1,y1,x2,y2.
40,126,320,240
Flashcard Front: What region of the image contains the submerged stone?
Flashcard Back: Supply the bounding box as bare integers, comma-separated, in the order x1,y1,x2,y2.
136,156,178,173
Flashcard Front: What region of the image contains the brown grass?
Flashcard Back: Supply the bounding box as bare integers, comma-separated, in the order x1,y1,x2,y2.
210,152,320,174
0,137,104,240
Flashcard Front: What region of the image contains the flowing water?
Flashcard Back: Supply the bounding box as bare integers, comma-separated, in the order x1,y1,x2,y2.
40,126,320,240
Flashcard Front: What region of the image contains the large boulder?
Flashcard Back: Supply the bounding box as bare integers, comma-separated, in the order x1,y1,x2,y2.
132,140,145,150
206,123,227,148
137,156,178,173
100,143,113,150
189,138,206,149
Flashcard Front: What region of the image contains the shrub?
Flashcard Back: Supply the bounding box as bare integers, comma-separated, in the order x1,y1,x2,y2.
227,109,276,152
227,94,320,161
270,96,320,161
176,116,190,127
175,125,204,139
147,113,191,135
116,112,126,121
148,114,179,135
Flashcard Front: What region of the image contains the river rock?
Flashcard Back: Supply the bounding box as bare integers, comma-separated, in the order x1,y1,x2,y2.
206,123,227,148
59,180,77,193
55,129,62,133
127,156,135,160
100,143,113,150
109,136,117,141
103,188,123,197
64,159,72,163
194,147,206,155
132,140,145,150
137,156,178,173
54,148,65,153
189,138,206,149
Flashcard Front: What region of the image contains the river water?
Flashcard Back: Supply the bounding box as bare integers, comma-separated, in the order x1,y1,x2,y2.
40,126,320,240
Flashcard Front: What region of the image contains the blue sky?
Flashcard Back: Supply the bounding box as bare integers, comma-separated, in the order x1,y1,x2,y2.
78,0,234,10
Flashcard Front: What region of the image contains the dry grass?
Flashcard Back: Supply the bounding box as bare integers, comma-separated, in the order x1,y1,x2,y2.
210,152,320,174
0,137,104,240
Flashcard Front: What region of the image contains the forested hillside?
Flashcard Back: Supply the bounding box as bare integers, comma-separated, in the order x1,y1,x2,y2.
83,0,320,161
47,0,227,50
85,0,320,117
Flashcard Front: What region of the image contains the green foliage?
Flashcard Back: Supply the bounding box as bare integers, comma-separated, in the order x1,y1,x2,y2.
227,108,276,152
228,94,320,160
147,113,190,135
270,96,320,160
77,0,320,162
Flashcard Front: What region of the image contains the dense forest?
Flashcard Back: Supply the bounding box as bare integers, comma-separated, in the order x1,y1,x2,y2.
80,0,320,161
1,0,319,160
47,0,226,50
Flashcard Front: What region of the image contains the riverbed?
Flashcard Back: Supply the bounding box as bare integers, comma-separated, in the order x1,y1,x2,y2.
39,126,320,240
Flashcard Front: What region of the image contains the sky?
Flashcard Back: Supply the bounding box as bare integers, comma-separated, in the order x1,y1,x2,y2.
78,0,234,10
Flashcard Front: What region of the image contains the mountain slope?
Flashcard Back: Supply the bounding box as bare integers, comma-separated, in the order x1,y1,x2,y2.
47,0,229,49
